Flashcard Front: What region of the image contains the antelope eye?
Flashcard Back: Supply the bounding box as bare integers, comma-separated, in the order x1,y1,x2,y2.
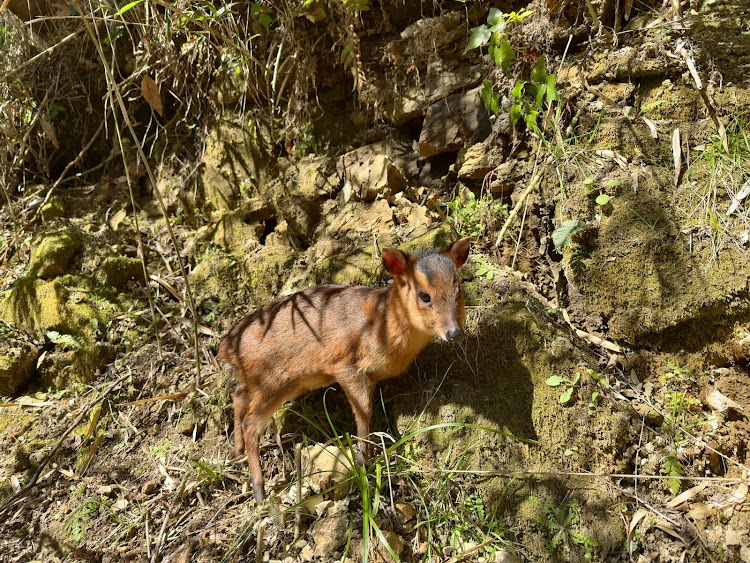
418,291,431,303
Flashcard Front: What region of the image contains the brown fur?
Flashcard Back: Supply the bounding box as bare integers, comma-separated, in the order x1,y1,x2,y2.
217,238,470,501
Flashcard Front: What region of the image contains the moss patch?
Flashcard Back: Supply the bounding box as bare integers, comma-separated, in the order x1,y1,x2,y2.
28,224,83,279
0,321,40,395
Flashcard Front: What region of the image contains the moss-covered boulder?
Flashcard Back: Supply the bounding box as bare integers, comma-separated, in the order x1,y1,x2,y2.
36,342,115,389
0,276,119,344
0,322,40,396
27,224,83,279
40,196,65,221
100,256,145,291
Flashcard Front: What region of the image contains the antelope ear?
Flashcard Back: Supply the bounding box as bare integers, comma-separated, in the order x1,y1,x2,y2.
382,248,412,277
444,237,471,268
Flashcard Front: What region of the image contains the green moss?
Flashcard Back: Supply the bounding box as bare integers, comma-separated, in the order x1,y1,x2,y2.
28,225,83,279
0,275,121,345
41,197,66,221
37,343,115,389
100,257,144,290
245,245,298,302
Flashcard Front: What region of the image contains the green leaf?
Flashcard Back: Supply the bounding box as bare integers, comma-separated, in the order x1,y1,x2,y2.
487,8,505,27
552,219,587,249
258,12,272,32
511,80,526,100
545,74,559,103
524,108,538,131
464,24,491,53
595,194,611,206
530,82,546,108
509,102,522,127
583,177,595,185
560,387,574,404
605,179,621,187
115,0,144,15
545,375,565,387
491,40,516,73
481,80,499,115
531,55,548,83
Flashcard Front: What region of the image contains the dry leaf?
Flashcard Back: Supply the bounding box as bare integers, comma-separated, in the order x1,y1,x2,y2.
718,119,729,155
705,388,744,412
672,128,682,186
595,149,628,170
667,483,707,508
40,118,59,149
108,207,128,231
728,179,750,215
628,508,649,536
141,75,164,116
642,117,658,139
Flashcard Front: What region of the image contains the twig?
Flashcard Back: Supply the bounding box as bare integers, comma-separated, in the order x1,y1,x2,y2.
0,372,130,517
151,471,189,563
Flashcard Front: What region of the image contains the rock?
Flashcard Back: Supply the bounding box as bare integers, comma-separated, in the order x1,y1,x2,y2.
278,156,337,244
587,45,678,83
490,160,529,194
326,200,393,238
457,141,506,181
0,276,120,345
200,117,273,213
100,256,145,290
37,342,115,389
361,59,484,126
28,224,83,279
337,142,412,203
244,245,298,304
494,548,521,563
725,528,745,547
418,86,490,158
302,444,354,499
40,196,65,220
309,500,350,557
211,209,264,254
0,322,40,395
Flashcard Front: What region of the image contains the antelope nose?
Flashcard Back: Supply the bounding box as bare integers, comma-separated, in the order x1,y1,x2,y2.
445,327,463,341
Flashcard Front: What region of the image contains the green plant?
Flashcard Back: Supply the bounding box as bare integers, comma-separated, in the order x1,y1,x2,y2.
441,187,507,239
552,219,587,249
540,499,598,560
473,256,502,280
545,372,581,405
46,330,84,351
64,497,103,544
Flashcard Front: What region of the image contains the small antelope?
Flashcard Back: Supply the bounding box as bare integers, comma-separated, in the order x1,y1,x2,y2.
218,237,470,501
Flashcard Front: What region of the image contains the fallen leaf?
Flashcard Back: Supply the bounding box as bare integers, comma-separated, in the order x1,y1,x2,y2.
642,117,658,139
672,128,681,186
141,75,164,116
667,483,707,508
705,388,744,413
108,207,128,231
40,118,59,148
728,179,750,215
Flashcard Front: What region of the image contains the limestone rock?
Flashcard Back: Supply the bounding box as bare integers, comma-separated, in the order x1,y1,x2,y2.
337,142,413,203
418,86,491,158
28,224,83,279
40,196,65,220
302,444,354,499
0,322,39,395
37,342,115,389
0,276,120,345
309,500,350,557
457,141,506,181
278,156,337,244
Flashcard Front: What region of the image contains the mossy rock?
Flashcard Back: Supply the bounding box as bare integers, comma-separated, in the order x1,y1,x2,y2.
40,196,65,221
0,275,121,345
0,321,40,396
28,224,83,279
37,343,115,389
244,245,298,303
100,256,145,291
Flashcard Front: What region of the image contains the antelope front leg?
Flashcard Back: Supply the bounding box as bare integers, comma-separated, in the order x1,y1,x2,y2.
338,371,375,466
